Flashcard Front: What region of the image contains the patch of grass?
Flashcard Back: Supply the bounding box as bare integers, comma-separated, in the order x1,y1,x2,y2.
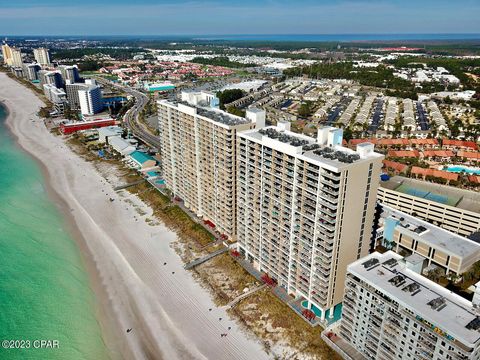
127,182,215,247
233,289,341,360
195,253,259,305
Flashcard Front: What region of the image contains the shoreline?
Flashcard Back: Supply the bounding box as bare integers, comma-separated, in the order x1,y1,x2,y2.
1,83,121,359
0,72,270,360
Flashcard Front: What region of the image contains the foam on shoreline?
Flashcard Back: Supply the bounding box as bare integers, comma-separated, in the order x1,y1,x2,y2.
0,72,270,360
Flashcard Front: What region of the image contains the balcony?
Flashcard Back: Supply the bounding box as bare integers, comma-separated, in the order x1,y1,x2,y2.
321,171,340,181
320,200,338,211
320,178,340,189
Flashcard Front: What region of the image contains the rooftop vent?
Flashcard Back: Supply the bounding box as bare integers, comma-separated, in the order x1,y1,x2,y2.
362,258,379,269
303,143,321,152
402,282,421,295
427,297,447,311
383,258,398,268
313,148,360,164
389,275,406,287
466,317,480,331
258,128,310,147
415,226,428,234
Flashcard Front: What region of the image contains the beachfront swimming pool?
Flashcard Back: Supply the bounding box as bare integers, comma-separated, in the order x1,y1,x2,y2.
300,300,342,324
445,165,480,175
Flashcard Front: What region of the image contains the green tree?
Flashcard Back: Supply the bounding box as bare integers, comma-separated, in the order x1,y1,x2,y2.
216,89,245,110
226,106,246,117
297,101,313,118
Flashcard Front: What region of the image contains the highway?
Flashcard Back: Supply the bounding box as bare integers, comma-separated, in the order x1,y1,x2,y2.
95,77,162,150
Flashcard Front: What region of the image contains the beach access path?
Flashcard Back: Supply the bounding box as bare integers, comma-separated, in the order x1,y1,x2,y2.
0,72,270,360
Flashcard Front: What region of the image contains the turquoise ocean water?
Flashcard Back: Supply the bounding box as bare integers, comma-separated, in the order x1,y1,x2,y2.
0,104,108,359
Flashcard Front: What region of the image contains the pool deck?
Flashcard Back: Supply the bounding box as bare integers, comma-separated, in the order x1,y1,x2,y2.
380,175,480,213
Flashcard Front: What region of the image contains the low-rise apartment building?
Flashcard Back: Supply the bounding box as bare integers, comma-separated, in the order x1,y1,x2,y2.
378,205,480,275
378,176,480,237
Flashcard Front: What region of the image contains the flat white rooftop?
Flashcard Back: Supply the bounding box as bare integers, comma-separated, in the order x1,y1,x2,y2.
159,99,251,127
382,205,480,259
239,125,383,170
349,251,480,347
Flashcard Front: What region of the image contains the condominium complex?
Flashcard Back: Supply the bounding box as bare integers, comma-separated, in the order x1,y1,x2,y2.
24,63,41,81
158,91,264,239
65,79,99,111
339,251,480,360
43,84,67,112
1,43,12,65
378,176,480,237
41,71,63,88
79,83,103,115
66,83,86,109
377,205,480,275
236,124,384,319
9,47,23,68
33,47,51,67
59,65,81,84
1,43,22,67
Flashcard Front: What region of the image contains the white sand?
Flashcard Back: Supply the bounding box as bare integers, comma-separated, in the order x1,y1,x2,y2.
0,72,271,360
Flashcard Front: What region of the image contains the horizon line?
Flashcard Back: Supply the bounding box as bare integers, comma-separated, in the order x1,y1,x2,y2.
2,32,480,37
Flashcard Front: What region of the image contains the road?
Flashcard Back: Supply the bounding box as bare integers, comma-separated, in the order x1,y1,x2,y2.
95,77,162,149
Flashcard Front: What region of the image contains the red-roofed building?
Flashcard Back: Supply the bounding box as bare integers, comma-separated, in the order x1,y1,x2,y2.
468,175,480,184
411,167,459,183
422,150,454,159
383,160,408,174
457,151,480,161
60,119,117,135
410,138,439,148
442,139,478,151
388,150,420,158
378,138,409,147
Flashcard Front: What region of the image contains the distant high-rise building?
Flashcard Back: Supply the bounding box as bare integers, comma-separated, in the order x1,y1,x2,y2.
24,63,41,81
157,91,263,239
10,47,23,67
78,84,103,115
40,71,63,88
43,84,67,113
33,48,51,67
339,251,480,360
1,43,12,65
237,124,383,319
59,65,81,84
66,83,86,110
12,67,24,78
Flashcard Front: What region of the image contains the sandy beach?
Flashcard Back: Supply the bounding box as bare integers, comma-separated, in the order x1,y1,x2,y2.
0,72,270,360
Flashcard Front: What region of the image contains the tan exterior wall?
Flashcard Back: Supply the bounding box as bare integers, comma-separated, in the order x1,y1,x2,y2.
158,101,254,239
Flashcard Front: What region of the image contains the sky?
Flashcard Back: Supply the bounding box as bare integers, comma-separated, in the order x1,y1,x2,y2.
0,0,479,36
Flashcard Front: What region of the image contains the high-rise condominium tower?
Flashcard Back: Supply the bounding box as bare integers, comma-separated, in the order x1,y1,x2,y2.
33,48,51,67
158,91,265,239
237,123,383,319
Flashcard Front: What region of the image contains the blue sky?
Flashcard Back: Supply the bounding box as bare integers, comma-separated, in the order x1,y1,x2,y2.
0,0,479,36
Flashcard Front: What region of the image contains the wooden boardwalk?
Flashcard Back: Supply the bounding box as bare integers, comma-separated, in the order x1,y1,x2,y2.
226,284,267,308
184,247,229,270
114,179,145,191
